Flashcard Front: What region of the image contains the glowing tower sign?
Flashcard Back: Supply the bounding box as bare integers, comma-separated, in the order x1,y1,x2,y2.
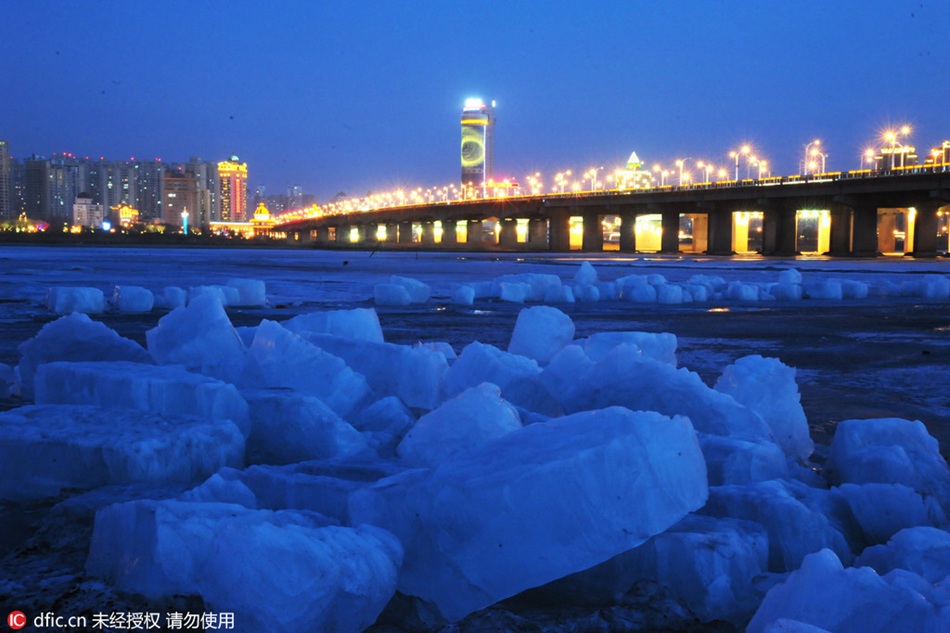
217,155,248,222
460,98,495,194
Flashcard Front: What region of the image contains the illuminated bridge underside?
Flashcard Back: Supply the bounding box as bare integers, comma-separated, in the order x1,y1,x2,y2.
281,172,950,256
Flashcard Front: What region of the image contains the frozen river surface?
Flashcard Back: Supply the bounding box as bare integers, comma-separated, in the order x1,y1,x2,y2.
2,245,949,451
3,245,950,632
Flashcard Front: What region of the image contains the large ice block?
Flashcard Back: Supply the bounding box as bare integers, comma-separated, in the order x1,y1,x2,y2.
112,285,155,313
701,480,851,572
579,331,678,365
300,332,447,410
17,312,152,398
507,305,575,363
350,406,708,621
837,483,948,546
827,417,950,514
243,389,368,465
396,382,521,467
282,307,384,343
86,499,402,633
34,360,250,436
46,286,106,314
0,404,244,501
146,292,247,384
240,320,370,418
747,548,950,633
856,526,950,583
226,278,267,307
552,343,774,442
715,355,813,460
445,341,560,415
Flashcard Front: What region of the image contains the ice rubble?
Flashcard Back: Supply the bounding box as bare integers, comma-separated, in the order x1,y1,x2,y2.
7,261,950,632
86,500,402,633
45,278,268,314
0,404,243,501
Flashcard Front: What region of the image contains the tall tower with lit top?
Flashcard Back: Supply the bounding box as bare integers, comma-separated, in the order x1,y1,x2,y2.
460,98,495,194
217,155,248,221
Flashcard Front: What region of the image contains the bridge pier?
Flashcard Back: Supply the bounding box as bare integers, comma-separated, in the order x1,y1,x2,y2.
828,205,853,256
761,205,797,256
682,213,708,253
334,225,350,245
499,218,519,248
384,223,398,243
705,208,734,254
911,202,940,257
549,209,571,252
851,205,879,256
528,218,547,248
398,221,413,244
466,220,484,247
618,212,637,252
660,211,680,254
421,221,436,245
442,220,459,246
582,211,603,252
359,223,377,245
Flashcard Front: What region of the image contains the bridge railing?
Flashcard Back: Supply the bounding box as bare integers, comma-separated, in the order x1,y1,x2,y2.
273,163,950,226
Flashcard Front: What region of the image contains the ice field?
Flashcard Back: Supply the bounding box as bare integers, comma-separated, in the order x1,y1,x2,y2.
3,245,950,632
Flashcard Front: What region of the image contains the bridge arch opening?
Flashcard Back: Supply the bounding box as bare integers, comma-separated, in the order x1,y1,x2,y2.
877,208,915,255
732,211,763,254
795,210,831,254
635,214,663,252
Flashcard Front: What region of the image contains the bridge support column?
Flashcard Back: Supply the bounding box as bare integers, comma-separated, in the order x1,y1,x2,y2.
528,218,547,248
618,212,637,252
314,227,330,245
384,223,398,243
828,206,852,256
851,205,879,256
706,208,734,254
911,203,940,258
441,220,458,246
398,221,413,244
334,225,351,244
499,218,519,248
466,220,484,246
359,223,377,245
761,206,797,256
660,211,680,254
582,212,603,252
549,209,571,252
421,221,436,245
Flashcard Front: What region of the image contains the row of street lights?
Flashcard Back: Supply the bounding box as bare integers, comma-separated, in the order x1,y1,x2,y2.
276,125,945,225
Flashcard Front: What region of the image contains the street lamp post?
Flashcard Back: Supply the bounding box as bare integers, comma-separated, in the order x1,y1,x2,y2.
803,139,821,175
675,158,691,186
729,145,751,180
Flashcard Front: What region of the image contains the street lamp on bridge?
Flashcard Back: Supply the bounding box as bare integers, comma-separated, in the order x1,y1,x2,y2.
729,145,751,180
675,158,691,186
803,139,822,175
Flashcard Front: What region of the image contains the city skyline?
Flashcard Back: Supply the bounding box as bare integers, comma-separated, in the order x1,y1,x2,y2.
2,1,948,202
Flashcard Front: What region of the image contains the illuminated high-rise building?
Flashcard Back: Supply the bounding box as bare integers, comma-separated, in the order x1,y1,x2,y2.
460,98,495,193
0,140,11,220
217,155,248,222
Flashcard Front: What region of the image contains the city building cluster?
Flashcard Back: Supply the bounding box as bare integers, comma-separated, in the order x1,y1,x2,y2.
0,141,313,235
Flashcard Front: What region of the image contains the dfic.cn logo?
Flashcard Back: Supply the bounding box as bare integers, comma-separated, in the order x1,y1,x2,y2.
7,611,27,630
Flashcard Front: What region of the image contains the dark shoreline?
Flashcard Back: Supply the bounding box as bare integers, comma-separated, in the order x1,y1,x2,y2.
0,232,295,249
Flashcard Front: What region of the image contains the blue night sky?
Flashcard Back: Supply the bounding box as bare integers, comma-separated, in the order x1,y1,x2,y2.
2,0,947,202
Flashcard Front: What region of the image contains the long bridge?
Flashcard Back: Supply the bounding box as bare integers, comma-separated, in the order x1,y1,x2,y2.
277,168,950,257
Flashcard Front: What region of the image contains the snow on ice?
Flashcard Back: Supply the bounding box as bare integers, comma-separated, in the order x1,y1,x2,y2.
5,259,950,632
